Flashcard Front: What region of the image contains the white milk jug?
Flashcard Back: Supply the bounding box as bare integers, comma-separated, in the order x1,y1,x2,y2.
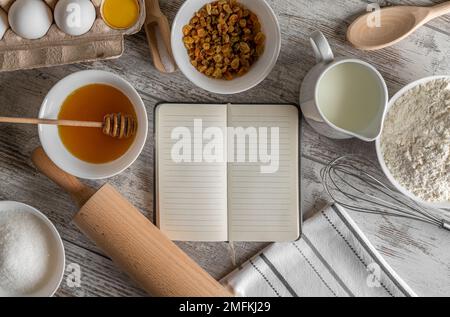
300,31,388,141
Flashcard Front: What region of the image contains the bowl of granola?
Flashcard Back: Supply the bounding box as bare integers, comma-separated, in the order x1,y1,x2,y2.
171,0,281,94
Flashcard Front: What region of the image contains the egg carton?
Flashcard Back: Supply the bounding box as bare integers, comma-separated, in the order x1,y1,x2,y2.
0,0,145,72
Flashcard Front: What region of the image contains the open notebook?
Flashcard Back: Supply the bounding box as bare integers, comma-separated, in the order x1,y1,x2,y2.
155,103,300,242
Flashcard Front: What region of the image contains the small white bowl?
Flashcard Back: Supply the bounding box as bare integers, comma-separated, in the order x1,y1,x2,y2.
0,201,65,297
171,0,281,94
39,70,148,180
376,75,450,210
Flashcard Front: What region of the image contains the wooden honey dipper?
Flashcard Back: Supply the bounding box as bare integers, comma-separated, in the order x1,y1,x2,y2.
0,113,137,139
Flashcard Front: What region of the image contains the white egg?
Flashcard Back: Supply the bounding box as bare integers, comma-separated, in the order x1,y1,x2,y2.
54,0,96,36
8,0,52,40
0,8,8,40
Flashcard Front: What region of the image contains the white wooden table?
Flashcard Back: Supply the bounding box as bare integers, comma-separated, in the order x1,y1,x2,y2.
0,0,448,297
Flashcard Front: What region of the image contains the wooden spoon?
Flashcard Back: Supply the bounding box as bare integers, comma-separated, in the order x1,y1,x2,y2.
0,113,137,139
347,1,450,50
144,0,176,73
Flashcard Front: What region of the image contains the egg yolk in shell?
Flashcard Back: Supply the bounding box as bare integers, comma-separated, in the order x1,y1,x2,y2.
102,0,140,29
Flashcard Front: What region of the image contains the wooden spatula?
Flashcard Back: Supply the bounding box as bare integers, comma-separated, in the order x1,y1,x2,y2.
31,147,232,297
347,1,450,50
144,0,176,73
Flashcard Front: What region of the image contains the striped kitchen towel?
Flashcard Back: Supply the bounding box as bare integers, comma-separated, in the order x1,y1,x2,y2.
221,204,417,297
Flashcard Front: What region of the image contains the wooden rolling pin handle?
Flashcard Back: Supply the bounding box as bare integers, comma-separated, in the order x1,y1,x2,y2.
31,147,232,297
31,148,95,207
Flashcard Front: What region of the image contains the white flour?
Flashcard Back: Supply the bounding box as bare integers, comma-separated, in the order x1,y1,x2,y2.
381,78,450,203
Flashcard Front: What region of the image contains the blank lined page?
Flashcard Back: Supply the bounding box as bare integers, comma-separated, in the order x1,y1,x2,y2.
156,104,228,241
227,105,300,242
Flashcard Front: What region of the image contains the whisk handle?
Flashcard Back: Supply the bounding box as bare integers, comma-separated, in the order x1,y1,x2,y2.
0,117,103,128
443,220,450,231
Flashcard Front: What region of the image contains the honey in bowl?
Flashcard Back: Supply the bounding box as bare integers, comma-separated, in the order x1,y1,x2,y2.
58,84,137,164
101,0,140,30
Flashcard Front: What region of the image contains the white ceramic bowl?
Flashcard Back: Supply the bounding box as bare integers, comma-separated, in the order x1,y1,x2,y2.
39,70,148,180
171,0,281,94
0,201,65,297
376,75,450,210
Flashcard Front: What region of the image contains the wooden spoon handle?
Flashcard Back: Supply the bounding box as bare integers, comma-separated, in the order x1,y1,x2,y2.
31,147,96,207
0,116,103,128
430,1,450,19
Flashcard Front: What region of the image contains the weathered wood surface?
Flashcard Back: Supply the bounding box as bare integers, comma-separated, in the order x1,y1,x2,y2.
0,0,448,297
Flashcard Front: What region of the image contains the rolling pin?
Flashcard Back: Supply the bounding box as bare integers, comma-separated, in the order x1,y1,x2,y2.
31,147,232,297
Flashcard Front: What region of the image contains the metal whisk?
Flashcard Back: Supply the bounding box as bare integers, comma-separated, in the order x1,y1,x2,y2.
321,156,450,231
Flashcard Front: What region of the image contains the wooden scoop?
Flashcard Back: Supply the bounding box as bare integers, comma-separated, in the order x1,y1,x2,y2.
31,147,232,297
144,0,177,73
347,2,450,50
0,113,137,139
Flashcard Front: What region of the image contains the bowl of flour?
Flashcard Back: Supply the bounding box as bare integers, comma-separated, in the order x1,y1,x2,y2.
0,201,65,297
376,76,450,209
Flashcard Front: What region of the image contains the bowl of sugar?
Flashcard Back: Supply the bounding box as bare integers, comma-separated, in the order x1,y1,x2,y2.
0,201,65,297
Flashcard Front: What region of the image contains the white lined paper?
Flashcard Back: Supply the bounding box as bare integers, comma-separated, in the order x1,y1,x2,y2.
156,104,228,241
227,104,299,242
156,104,300,242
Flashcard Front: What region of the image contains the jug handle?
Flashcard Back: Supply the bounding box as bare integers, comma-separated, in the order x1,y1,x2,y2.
310,31,334,64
